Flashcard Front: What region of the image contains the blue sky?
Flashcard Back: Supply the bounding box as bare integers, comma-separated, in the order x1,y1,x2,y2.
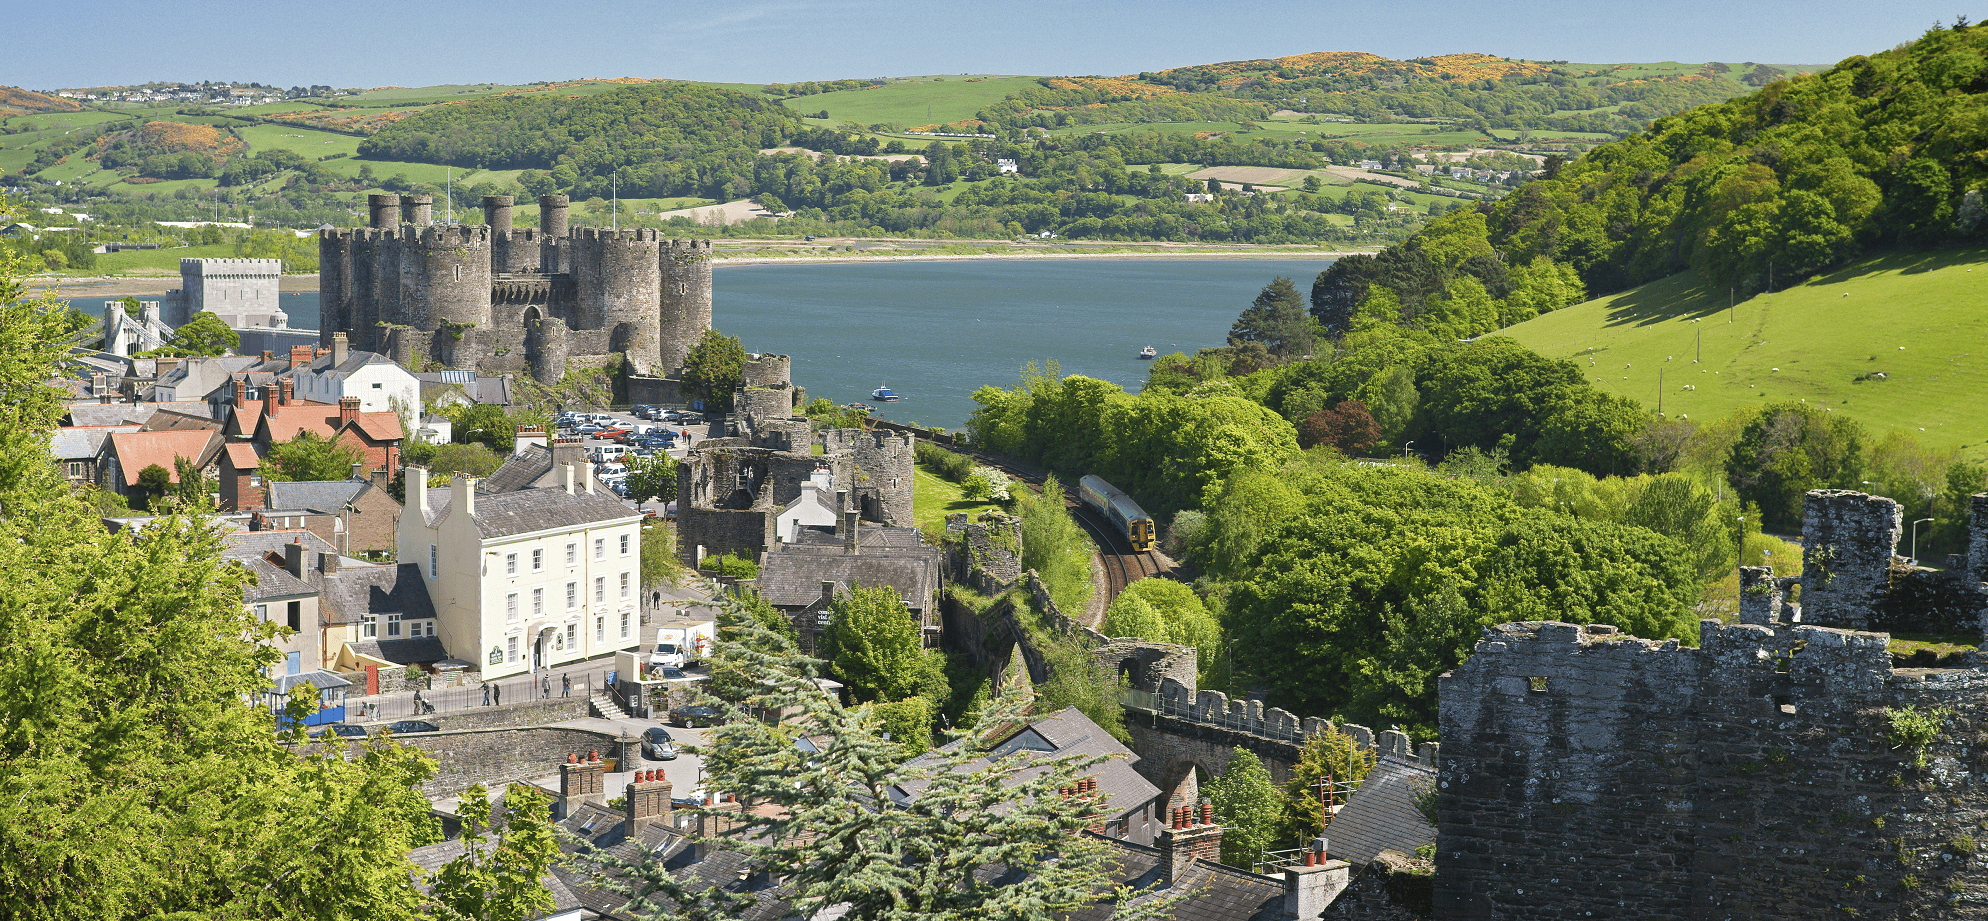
10,0,1964,89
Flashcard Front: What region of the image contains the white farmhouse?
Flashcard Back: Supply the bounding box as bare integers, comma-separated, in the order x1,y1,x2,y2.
292,333,420,415
400,463,644,680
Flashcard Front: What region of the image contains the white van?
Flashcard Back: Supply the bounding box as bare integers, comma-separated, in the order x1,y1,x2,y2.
590,445,627,463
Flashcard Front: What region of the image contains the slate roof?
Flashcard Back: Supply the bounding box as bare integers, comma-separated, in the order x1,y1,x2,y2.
50,425,137,460
142,408,223,431
221,528,338,561
757,541,942,612
555,802,792,921
1322,753,1436,867
298,348,398,376
344,636,449,665
65,404,157,427
409,833,585,917
788,523,929,552
894,707,1161,824
105,429,222,486
240,556,317,602
317,563,434,627
415,372,513,406
480,443,602,495
441,487,641,538
266,478,370,513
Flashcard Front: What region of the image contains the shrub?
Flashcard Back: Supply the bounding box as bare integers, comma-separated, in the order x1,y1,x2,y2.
702,552,759,579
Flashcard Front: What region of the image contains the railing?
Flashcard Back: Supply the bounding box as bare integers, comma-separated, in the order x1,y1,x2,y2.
327,672,596,725
1253,846,1314,876
1140,691,1311,743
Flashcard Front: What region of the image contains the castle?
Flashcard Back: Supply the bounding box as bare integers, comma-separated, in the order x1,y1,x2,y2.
316,194,712,383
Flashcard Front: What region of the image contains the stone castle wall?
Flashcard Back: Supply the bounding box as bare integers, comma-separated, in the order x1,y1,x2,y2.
1436,618,1988,921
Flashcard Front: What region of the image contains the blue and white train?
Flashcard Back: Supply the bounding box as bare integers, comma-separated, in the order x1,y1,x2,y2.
1078,474,1156,553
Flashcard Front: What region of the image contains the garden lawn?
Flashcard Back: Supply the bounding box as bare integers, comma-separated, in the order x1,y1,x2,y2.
912,463,1003,535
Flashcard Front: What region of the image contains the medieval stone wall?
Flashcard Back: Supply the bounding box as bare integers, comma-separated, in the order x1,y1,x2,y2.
1435,618,1988,921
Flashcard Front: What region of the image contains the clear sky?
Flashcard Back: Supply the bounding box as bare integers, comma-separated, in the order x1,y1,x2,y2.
9,0,1966,89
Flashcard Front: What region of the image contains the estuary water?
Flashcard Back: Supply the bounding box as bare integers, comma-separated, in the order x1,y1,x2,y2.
154,258,1334,429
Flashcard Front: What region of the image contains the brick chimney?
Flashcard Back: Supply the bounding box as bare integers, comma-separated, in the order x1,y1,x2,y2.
514,425,547,458
694,797,745,860
625,768,674,832
331,332,348,367
289,344,314,367
260,350,274,363
552,434,587,472
280,378,295,406
559,751,607,817
1158,802,1223,888
284,539,306,578
233,376,247,407
843,510,859,555
350,463,364,480
262,380,277,419
318,550,341,576
338,396,360,426
370,465,389,490
1282,835,1350,920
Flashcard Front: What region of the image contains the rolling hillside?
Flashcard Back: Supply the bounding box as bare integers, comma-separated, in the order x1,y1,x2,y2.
1495,247,1988,453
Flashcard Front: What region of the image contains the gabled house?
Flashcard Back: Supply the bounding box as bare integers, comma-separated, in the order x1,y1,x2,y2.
218,442,264,511
290,333,419,414
51,424,138,485
756,511,944,654
230,378,404,478
316,558,443,670
399,464,644,681
100,428,223,500
257,470,399,557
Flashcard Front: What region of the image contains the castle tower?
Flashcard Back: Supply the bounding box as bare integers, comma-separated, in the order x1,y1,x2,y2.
401,194,433,228
483,194,513,234
318,229,348,347
659,239,714,374
369,194,401,229
539,195,570,275
573,228,663,375
349,228,384,351
402,224,492,338
485,195,538,274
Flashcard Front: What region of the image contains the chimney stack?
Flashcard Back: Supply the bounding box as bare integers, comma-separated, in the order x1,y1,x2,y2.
331,332,348,368
1158,802,1224,889
843,510,859,555
280,378,294,406
338,396,360,426
514,425,548,458
410,465,430,520
1282,835,1350,920
552,434,587,473
451,473,477,520
350,463,364,480
99,391,112,405
319,550,341,576
262,381,277,420
289,344,314,367
371,465,389,490
233,376,247,407
558,750,606,817
834,489,848,512
260,351,274,363
284,540,306,578
820,580,837,610
625,767,674,832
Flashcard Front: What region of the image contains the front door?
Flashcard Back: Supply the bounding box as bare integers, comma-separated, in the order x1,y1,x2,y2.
534,634,543,670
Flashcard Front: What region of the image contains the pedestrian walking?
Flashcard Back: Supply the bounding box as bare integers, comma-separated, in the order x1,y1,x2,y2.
482,683,491,707
494,683,502,706
561,674,571,697
542,675,550,699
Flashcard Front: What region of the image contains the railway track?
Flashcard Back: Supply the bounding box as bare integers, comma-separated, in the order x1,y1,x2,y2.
952,447,1169,607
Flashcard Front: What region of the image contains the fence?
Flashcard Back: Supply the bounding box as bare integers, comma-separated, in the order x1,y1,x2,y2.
326,671,601,725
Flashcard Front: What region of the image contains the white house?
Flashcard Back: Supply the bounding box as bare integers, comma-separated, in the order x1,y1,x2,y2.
400,464,644,681
291,333,420,416
775,464,841,544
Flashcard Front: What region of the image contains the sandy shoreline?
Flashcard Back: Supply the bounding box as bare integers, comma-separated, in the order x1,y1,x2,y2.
31,248,1355,296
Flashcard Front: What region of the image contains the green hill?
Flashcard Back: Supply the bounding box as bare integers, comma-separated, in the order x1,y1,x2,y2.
1496,246,1988,453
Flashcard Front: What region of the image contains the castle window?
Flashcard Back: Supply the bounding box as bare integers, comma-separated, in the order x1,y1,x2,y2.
1775,696,1798,716
1526,676,1550,693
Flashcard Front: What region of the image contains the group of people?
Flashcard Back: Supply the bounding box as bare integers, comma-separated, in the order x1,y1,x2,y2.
475,672,573,706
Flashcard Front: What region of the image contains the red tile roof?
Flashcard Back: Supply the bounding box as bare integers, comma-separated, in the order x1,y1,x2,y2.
106,430,222,487
255,399,402,444
222,442,260,470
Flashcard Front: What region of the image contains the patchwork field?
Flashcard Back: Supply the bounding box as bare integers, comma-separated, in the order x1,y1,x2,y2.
782,75,1043,127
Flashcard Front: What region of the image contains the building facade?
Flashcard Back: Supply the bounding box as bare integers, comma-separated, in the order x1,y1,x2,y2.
167,257,286,328
399,466,644,681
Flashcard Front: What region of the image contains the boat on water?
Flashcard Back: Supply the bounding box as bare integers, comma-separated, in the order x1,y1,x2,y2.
871,383,900,402
1137,346,1157,359
841,402,871,412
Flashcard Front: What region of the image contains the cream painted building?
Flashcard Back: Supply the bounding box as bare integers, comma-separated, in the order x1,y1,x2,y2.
399,463,644,680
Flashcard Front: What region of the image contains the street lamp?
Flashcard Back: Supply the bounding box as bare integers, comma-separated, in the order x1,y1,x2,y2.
1911,517,1935,566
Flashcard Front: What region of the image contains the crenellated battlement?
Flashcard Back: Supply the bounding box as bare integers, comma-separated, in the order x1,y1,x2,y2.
574,227,662,243
413,224,491,246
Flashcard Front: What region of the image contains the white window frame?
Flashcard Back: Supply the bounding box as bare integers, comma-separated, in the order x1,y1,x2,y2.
387,613,401,637
532,548,543,571
596,616,605,643
533,587,544,616
594,537,605,561
566,623,576,649
620,533,630,555
566,581,577,609
507,636,518,662
566,542,576,565
506,552,517,576
595,576,605,604
254,603,268,621
620,571,630,599
620,611,629,638
429,544,437,578
506,592,519,623
361,613,377,638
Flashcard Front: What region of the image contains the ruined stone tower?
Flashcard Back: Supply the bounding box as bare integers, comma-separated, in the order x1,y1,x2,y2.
318,193,713,383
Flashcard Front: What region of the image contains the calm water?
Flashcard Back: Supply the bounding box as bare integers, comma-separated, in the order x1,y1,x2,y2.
92,259,1333,429
716,259,1333,428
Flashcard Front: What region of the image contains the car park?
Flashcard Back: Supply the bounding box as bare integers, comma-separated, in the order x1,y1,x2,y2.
642,726,678,760
385,720,439,734
575,423,606,435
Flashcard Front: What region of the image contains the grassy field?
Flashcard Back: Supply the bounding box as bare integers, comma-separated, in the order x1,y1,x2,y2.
786,75,1042,126
233,124,362,158
1495,247,1988,454
912,463,1003,535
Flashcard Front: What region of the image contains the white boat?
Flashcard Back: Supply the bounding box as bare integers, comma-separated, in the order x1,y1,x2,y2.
871,383,900,402
1137,346,1157,359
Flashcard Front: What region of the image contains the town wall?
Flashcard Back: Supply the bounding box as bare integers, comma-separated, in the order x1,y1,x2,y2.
396,724,624,797
1435,618,1988,921
1802,489,1905,630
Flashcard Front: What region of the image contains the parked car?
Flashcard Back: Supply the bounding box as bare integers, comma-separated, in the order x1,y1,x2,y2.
575,423,607,435
655,666,688,681
671,704,723,728
642,726,678,761
385,720,439,734
310,722,368,741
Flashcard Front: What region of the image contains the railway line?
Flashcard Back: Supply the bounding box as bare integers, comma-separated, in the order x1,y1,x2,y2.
956,448,1169,608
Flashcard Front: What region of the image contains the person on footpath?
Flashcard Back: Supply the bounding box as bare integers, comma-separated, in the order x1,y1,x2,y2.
494,683,502,706
482,683,491,707
542,675,551,699
561,674,571,697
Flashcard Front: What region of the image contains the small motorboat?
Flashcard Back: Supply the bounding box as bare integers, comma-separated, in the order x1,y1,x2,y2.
1137,346,1157,359
841,402,871,412
871,383,900,402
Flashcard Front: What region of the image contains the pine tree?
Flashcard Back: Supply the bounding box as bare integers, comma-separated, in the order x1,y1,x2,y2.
428,784,560,921
578,600,1182,921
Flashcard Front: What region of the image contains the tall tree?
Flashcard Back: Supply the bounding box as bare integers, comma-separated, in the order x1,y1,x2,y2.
680,329,746,412
1207,748,1284,866
582,600,1179,921
622,452,676,507
165,311,242,356
1229,276,1314,360
265,430,366,482
821,584,925,704
427,784,559,921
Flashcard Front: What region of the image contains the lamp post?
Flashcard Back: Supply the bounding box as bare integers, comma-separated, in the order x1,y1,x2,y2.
1736,513,1747,569
1911,517,1935,566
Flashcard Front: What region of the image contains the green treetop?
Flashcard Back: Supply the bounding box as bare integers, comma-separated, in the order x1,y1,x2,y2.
264,430,366,482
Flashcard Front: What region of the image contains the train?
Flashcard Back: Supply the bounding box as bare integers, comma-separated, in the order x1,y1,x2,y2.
1078,475,1156,553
